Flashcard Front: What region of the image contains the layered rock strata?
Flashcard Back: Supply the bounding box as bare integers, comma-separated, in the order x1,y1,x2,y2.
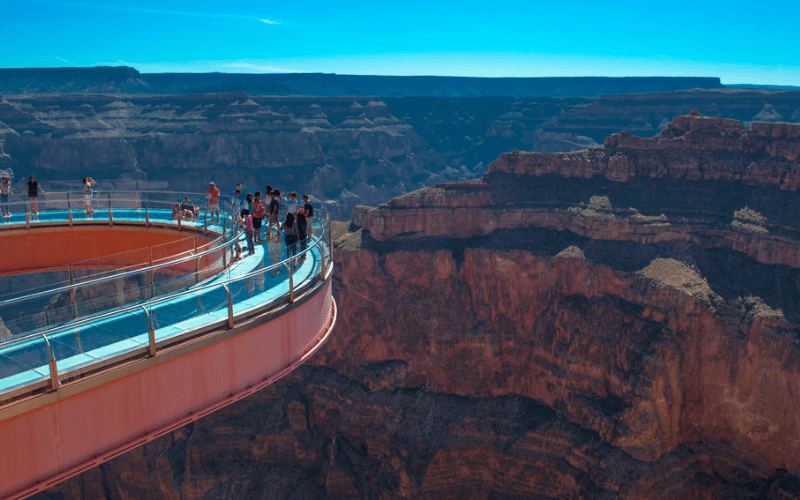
0,93,444,220
37,113,800,498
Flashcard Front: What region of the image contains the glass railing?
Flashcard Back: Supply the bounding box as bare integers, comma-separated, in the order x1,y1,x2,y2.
0,191,242,337
0,189,238,232
0,199,333,403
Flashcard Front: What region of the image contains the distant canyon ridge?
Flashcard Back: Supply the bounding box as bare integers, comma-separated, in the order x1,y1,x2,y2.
1,68,799,220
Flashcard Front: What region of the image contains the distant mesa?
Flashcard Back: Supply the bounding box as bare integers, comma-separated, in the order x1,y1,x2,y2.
0,65,723,97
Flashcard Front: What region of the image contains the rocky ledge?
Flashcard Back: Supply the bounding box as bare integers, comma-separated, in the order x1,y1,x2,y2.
39,113,800,499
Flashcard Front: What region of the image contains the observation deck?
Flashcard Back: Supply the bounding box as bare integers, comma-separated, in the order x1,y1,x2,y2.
0,191,336,499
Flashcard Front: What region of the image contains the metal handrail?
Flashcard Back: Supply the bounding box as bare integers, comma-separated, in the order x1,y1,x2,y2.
0,219,239,310
0,211,329,352
0,233,329,382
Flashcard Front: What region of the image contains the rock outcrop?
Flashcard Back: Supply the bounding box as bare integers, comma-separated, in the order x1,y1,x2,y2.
36,113,800,499
0,94,444,220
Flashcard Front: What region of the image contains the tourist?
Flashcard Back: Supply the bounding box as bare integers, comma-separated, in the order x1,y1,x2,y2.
206,181,220,224
1,177,12,217
83,176,96,214
181,197,197,219
231,189,241,221
302,194,314,235
252,191,265,243
245,192,253,213
27,175,43,216
267,230,283,277
282,212,299,270
240,208,255,255
285,191,299,215
297,208,308,261
267,189,281,240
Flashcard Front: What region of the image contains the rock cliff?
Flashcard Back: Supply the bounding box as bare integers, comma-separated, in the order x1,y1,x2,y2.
36,113,800,499
2,89,800,223
0,93,444,220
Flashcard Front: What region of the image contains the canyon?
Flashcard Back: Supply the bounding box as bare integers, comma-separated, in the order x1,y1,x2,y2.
3,67,800,498
32,112,800,499
2,87,800,221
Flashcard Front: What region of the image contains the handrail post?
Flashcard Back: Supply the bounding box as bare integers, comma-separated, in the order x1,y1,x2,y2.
149,247,155,299
204,210,208,231
222,284,234,329
68,209,73,226
71,287,78,319
146,207,150,227
283,263,295,303
194,237,200,283
140,306,156,357
108,192,112,223
25,209,30,228
41,334,61,391
319,241,327,280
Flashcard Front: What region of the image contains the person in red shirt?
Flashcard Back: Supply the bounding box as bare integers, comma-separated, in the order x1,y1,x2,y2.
252,191,265,243
206,181,220,224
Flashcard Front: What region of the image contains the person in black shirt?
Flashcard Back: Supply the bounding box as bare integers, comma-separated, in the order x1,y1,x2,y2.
27,175,44,215
302,194,314,235
296,209,308,262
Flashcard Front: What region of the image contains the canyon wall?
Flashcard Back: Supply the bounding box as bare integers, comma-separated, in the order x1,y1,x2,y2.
2,90,800,223
35,113,800,499
0,93,444,220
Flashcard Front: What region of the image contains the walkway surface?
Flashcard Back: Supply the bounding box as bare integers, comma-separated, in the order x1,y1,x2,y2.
0,197,335,500
0,206,326,401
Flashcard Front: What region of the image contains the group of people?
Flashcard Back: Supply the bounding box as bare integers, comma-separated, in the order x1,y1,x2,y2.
3,174,317,271
229,182,315,270
0,175,97,218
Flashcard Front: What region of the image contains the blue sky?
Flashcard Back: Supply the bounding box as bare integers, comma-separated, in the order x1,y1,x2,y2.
1,0,798,86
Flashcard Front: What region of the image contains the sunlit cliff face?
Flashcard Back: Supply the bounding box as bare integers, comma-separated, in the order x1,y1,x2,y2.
39,113,800,499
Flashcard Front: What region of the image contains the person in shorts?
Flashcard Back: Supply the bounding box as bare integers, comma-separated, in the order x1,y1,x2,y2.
27,175,44,216
206,181,220,224
252,191,265,243
240,208,255,255
83,176,96,214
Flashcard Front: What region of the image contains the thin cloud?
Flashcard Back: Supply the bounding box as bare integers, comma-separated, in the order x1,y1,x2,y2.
36,1,279,25
54,56,79,67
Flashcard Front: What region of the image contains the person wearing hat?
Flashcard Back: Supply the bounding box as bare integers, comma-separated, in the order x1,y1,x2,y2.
206,181,220,225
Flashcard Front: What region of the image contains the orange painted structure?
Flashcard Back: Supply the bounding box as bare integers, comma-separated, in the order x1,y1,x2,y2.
0,280,334,500
0,225,215,276
0,198,335,500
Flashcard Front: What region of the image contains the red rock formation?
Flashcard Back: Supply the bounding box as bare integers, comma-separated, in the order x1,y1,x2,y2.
37,113,800,499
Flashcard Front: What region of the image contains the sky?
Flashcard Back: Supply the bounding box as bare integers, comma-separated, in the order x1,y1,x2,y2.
1,0,798,86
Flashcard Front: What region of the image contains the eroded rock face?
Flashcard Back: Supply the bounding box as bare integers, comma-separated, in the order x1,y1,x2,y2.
0,94,444,220
36,112,800,499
